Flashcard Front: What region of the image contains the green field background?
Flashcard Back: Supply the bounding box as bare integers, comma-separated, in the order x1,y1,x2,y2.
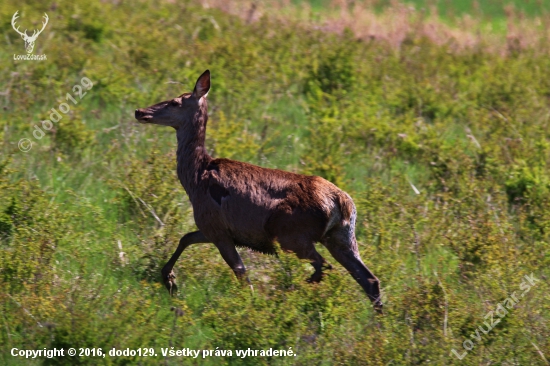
304,0,549,18
1,0,549,365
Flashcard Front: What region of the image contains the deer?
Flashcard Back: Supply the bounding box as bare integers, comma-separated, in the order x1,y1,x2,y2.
11,11,49,54
134,70,383,312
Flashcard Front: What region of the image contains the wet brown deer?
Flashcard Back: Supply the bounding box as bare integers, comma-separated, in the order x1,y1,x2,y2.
135,70,383,311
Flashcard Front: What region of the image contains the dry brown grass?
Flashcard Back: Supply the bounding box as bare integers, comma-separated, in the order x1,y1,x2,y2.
198,0,550,55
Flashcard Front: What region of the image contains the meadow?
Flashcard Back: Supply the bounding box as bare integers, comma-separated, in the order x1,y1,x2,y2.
1,0,550,365
305,0,549,19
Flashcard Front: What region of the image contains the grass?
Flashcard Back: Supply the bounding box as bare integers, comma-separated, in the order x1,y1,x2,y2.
218,0,550,52
1,0,550,365
398,0,548,19
299,0,549,19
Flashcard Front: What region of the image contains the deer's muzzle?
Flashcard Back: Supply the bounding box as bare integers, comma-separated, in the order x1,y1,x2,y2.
135,109,150,122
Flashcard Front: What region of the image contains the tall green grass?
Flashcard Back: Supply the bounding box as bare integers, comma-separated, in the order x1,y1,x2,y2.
1,0,549,365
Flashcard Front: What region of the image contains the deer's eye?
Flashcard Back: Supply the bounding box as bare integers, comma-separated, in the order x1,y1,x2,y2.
170,100,179,106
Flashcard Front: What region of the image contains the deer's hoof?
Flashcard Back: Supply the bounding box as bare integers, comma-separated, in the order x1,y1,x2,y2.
306,274,322,284
162,270,178,296
307,269,327,283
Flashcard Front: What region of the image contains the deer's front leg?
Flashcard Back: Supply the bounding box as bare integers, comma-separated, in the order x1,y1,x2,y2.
162,231,210,295
215,241,248,282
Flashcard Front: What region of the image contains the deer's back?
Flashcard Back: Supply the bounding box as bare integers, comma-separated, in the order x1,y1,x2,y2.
191,158,349,252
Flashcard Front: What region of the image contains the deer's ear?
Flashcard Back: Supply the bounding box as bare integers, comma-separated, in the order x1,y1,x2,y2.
193,70,210,99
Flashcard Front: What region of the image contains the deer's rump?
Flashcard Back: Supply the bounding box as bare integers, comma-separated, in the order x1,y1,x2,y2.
193,158,353,252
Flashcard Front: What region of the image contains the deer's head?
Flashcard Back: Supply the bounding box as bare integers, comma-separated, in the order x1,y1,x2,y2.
135,70,211,128
12,11,49,54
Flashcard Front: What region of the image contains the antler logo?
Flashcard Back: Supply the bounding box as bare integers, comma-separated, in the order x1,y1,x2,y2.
11,11,49,54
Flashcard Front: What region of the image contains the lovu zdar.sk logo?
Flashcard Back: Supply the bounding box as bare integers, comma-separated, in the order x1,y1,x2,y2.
12,10,48,61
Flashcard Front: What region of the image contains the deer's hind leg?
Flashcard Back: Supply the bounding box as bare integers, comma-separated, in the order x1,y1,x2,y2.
322,227,383,311
278,236,331,283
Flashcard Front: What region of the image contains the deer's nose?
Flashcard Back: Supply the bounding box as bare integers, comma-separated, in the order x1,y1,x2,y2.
135,109,144,119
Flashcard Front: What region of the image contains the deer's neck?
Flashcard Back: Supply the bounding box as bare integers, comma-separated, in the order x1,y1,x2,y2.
175,105,211,199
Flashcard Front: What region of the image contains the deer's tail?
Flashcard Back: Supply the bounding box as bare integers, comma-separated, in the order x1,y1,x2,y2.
336,190,355,226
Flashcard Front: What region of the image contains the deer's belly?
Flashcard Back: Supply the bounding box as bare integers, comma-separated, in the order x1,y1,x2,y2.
192,193,277,253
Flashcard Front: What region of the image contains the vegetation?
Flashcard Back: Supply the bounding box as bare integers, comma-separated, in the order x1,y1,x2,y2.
1,0,549,365
304,0,549,20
